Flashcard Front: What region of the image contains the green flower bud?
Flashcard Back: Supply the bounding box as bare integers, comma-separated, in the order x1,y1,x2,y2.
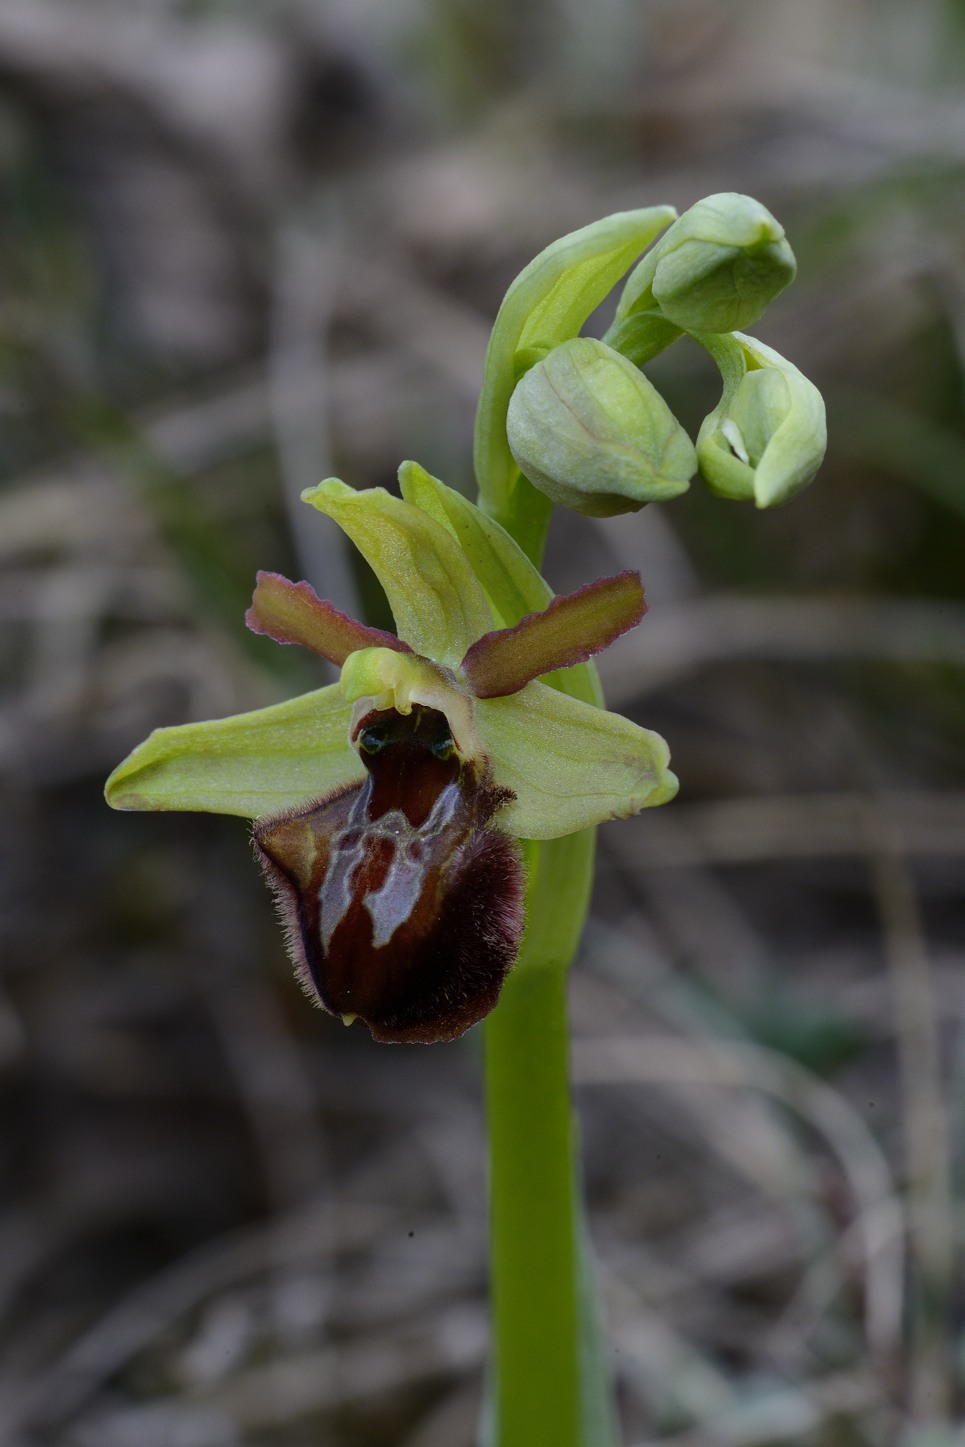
506,337,696,518
612,193,796,337
695,332,826,508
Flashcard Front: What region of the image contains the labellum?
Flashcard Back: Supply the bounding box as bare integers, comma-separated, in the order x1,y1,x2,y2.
253,705,525,1044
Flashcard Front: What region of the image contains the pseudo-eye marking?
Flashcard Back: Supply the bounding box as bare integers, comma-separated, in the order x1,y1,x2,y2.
252,706,525,1044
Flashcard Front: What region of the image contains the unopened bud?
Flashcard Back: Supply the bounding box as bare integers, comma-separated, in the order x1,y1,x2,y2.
612,193,796,339
696,333,826,507
506,337,696,517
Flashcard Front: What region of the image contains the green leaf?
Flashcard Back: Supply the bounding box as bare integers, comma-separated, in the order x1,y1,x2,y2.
301,478,493,666
104,685,361,818
694,331,827,507
473,207,676,550
476,680,677,839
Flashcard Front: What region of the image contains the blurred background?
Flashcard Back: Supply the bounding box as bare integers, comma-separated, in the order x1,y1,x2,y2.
2,1,965,1443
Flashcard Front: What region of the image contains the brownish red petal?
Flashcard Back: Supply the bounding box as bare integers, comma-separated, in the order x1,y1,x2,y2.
245,571,411,664
460,569,646,698
252,706,524,1044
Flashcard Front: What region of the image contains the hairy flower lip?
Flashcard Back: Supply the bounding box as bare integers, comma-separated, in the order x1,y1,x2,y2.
252,702,525,1044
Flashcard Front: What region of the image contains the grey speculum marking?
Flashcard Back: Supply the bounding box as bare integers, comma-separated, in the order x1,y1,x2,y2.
318,782,462,950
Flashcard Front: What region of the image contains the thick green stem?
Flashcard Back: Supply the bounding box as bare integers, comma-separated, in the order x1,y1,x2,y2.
484,830,600,1447
486,478,553,565
485,960,579,1444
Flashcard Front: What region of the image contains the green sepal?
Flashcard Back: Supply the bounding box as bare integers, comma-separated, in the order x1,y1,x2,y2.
473,206,676,549
475,680,678,840
399,460,552,626
104,685,361,818
301,477,493,666
694,331,827,507
399,461,601,707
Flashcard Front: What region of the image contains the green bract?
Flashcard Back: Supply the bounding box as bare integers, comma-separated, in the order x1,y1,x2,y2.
506,337,697,517
105,467,678,841
695,331,827,507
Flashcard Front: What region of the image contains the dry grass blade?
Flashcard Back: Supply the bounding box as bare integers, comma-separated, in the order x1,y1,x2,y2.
202,1304,486,1432
628,1366,887,1447
4,1199,395,1440
617,793,965,868
867,813,955,1427
599,596,965,700
269,210,361,614
573,1035,905,1368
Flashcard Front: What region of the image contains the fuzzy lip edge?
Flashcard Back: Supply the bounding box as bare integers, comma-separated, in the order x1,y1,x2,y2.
248,725,527,1045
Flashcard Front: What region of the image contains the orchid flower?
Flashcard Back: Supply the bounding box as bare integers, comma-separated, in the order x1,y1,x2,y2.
106,462,676,1043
